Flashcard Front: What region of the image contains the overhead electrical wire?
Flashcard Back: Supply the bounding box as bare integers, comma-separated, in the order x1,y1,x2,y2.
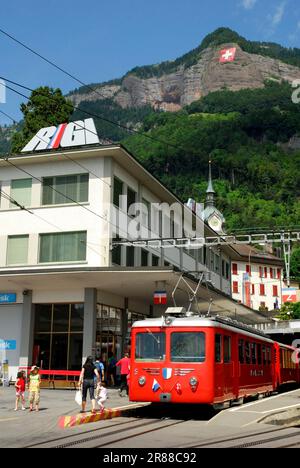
0,28,177,147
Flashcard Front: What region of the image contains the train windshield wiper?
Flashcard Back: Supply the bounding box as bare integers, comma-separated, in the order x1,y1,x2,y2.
146,328,160,344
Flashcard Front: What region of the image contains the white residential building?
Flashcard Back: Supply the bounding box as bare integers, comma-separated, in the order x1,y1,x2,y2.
230,245,284,312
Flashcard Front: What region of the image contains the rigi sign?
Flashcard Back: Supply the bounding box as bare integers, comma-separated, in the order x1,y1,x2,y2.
21,118,100,152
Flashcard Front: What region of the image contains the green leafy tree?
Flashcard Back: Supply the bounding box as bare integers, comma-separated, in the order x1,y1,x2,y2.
276,302,300,320
11,87,73,153
290,247,300,280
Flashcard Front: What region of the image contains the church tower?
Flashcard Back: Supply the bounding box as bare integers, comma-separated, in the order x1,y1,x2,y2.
201,161,225,234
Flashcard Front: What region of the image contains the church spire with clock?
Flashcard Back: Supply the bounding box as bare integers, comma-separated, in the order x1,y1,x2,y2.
201,160,226,234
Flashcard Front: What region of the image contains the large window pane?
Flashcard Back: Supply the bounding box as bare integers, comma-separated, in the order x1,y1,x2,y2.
171,332,205,363
70,304,84,332
68,334,83,370
42,174,88,205
33,335,51,369
135,332,166,362
39,231,87,263
51,334,68,370
11,179,32,207
7,235,29,265
53,304,70,332
34,304,52,332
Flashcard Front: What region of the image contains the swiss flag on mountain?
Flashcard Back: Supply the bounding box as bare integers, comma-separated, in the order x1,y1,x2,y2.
219,47,236,63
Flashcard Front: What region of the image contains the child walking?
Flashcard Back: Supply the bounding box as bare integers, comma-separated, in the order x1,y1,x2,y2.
28,366,41,412
14,371,26,411
96,381,107,412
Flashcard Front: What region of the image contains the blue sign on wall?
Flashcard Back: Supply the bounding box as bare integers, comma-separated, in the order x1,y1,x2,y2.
0,340,17,350
0,293,17,304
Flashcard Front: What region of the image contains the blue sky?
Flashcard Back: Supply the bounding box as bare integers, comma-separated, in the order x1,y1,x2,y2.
1,0,300,125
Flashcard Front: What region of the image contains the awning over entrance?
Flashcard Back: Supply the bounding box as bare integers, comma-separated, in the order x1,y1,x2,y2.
0,266,268,325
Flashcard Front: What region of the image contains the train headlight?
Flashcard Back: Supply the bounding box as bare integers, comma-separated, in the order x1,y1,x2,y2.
189,376,198,387
138,376,146,386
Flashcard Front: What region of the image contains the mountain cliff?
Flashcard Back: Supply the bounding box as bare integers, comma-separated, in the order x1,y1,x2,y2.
69,28,300,112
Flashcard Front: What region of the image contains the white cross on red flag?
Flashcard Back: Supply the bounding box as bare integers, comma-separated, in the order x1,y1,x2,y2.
219,47,237,63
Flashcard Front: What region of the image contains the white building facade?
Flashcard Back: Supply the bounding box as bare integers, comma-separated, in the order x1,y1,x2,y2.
230,246,283,312
0,142,246,380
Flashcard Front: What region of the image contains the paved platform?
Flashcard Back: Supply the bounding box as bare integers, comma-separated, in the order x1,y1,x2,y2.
206,389,300,429
0,386,140,448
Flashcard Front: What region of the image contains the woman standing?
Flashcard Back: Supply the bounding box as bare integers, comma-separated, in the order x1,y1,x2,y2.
79,356,100,414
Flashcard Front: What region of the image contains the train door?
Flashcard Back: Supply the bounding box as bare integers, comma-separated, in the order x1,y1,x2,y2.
223,333,234,400
214,332,234,402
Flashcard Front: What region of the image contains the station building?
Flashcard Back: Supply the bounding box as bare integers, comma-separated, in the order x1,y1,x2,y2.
0,121,269,380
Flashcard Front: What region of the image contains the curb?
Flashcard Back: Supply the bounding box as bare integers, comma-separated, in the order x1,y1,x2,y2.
58,403,150,429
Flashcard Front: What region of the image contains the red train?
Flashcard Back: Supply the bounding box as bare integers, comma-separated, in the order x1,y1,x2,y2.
129,309,300,408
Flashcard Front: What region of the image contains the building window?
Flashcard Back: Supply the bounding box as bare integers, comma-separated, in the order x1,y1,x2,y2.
251,284,255,295
113,177,123,208
270,268,273,279
232,263,238,275
33,303,84,371
264,267,268,278
42,174,88,205
152,255,160,267
233,281,239,294
259,266,263,278
277,268,281,280
96,304,123,363
273,285,278,297
39,231,87,263
226,262,230,280
126,246,135,266
7,234,29,265
141,249,149,267
112,240,121,265
142,198,150,229
260,284,265,296
214,254,220,273
11,178,32,208
127,187,137,215
246,264,251,276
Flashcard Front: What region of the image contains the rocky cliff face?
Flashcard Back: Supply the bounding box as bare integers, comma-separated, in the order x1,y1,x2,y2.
69,43,300,111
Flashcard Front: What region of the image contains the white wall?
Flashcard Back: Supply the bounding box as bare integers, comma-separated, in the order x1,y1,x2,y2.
0,304,23,381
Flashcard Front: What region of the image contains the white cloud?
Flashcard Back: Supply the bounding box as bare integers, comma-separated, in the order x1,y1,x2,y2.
270,2,287,27
242,0,257,9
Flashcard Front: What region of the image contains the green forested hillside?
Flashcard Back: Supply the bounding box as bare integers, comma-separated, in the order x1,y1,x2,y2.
123,82,300,232
71,99,153,142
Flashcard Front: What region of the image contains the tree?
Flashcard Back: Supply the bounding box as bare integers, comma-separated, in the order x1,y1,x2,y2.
290,247,300,281
276,302,300,320
11,87,73,153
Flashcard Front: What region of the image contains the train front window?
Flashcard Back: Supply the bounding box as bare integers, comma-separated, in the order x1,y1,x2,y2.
170,332,205,363
135,331,166,362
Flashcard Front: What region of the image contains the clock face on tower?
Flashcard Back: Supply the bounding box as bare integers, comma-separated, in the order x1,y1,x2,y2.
208,214,222,232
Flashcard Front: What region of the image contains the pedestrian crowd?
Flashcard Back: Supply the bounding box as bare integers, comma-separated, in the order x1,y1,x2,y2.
13,352,131,414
